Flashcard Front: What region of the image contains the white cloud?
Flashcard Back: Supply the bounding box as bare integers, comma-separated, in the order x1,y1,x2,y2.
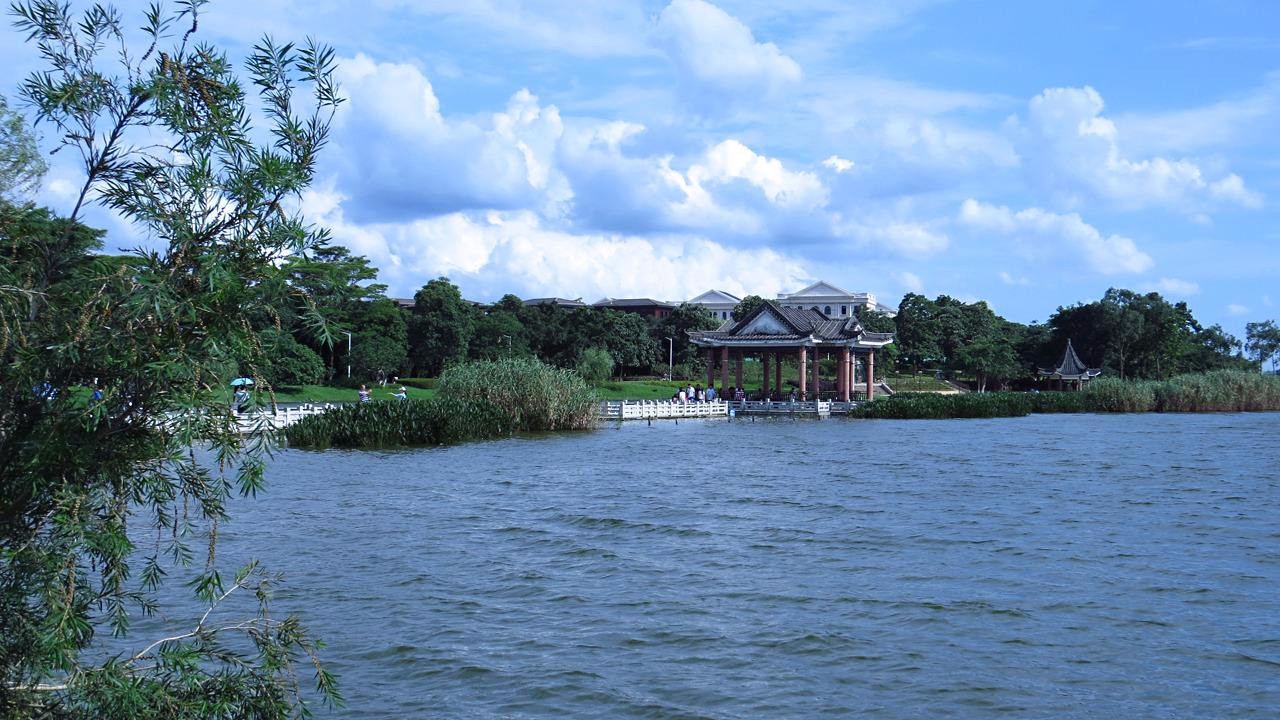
654,0,801,102
1115,72,1280,154
1140,278,1201,297
1014,86,1262,211
688,140,828,209
1228,304,1251,316
822,155,855,173
301,183,812,301
331,55,572,221
958,199,1153,275
999,271,1030,286
1209,174,1263,207
896,271,924,293
844,221,949,257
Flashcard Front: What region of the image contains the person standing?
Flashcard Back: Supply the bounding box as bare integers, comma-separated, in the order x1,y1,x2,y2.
233,388,249,414
358,384,371,403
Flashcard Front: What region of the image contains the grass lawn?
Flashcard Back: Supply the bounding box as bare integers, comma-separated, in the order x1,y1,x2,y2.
882,374,956,392
594,380,690,401
240,384,437,404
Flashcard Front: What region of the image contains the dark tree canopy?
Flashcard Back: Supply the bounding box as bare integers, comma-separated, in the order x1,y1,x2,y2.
731,295,767,321
409,277,477,377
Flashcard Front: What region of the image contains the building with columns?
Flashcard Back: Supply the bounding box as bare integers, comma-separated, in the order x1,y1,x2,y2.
688,302,893,401
776,281,897,319
685,289,742,321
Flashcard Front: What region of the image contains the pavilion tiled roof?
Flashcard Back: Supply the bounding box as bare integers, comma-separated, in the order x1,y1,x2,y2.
688,302,893,348
1038,338,1102,379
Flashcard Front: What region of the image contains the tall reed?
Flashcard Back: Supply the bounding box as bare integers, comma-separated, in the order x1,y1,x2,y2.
437,357,599,431
854,371,1280,420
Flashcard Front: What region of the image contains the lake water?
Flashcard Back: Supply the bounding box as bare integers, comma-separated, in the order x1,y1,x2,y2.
209,413,1280,718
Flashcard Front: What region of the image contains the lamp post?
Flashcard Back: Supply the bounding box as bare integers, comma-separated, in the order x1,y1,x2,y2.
664,336,673,380
342,331,352,379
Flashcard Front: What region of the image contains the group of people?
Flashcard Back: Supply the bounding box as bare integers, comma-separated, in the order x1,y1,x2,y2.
670,385,802,404
671,384,748,404
358,383,408,402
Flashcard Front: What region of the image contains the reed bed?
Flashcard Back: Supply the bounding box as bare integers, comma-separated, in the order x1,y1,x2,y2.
854,371,1280,420
437,358,599,432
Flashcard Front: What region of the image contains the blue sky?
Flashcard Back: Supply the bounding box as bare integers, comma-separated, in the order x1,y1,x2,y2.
3,0,1278,337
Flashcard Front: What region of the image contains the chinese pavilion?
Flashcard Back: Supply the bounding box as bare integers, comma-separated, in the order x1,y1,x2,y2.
688,302,894,401
1037,339,1102,389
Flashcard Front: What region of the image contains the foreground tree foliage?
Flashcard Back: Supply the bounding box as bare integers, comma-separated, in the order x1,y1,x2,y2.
1,2,341,717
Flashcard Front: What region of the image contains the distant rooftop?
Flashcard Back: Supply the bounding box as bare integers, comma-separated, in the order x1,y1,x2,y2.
523,297,587,308
593,298,675,308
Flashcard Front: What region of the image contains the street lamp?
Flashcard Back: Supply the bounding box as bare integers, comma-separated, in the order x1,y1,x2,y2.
664,336,673,380
342,331,352,379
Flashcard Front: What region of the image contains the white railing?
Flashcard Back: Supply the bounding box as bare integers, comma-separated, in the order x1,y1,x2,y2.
233,403,346,432
730,400,835,415
599,400,730,420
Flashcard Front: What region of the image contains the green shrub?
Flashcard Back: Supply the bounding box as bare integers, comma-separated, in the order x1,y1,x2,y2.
853,392,1034,419
260,329,325,386
398,377,435,390
437,357,598,431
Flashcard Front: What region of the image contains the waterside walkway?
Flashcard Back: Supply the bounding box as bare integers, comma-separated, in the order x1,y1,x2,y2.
598,399,861,421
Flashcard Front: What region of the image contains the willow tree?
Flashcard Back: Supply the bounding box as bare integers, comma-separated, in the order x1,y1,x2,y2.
1,1,342,717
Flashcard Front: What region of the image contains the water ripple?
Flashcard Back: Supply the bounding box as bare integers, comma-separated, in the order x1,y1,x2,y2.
202,412,1280,718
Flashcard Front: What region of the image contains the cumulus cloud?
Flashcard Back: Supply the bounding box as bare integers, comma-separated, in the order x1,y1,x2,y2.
958,199,1153,275
688,140,828,209
302,182,813,301
1227,304,1251,316
330,54,571,222
1014,86,1263,211
654,0,801,103
1140,277,1201,297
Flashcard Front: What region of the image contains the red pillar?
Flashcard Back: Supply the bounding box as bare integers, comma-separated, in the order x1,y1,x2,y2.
706,348,715,389
840,347,850,402
720,346,729,392
762,352,771,398
798,347,807,399
775,351,782,398
734,350,743,390
812,349,821,401
866,351,875,400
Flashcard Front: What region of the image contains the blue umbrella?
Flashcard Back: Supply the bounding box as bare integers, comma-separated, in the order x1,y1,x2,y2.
229,377,255,387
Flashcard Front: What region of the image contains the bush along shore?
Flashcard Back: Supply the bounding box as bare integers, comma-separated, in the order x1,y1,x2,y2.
853,370,1280,420
284,358,598,448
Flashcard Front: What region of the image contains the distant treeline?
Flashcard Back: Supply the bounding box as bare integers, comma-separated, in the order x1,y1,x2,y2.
15,200,1277,388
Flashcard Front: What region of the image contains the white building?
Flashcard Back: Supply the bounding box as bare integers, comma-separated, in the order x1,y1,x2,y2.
776,281,896,319
685,289,742,322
